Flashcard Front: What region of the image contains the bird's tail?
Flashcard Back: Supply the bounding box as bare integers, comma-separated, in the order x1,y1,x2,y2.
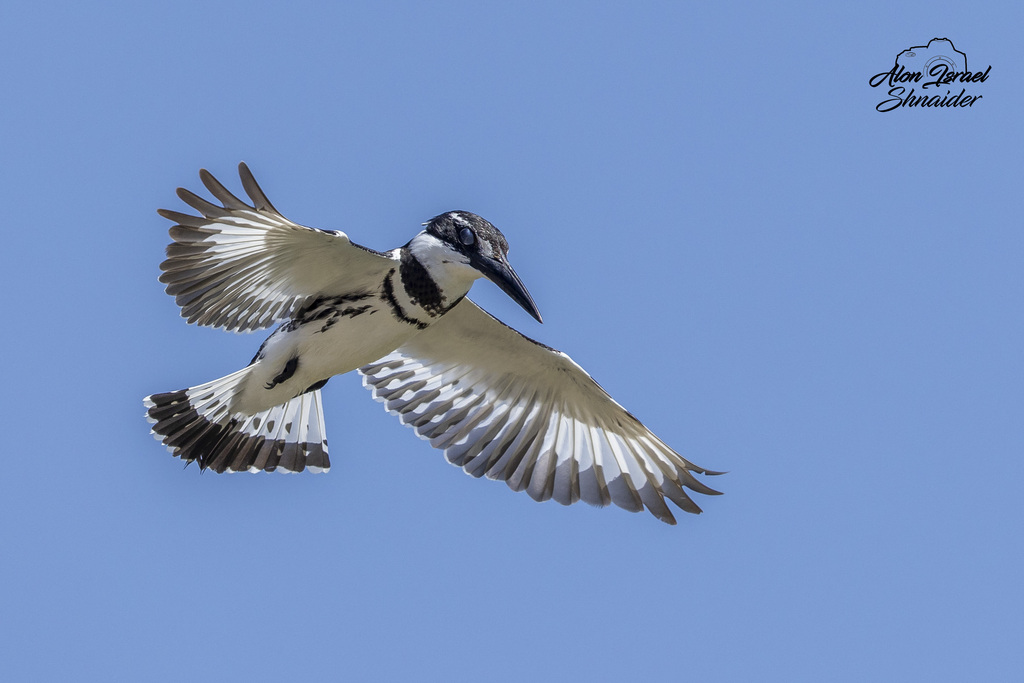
144,368,330,473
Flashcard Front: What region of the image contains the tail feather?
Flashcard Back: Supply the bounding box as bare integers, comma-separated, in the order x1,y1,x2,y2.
145,369,330,473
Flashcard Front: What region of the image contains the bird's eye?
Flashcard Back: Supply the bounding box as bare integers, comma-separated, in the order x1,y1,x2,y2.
459,227,475,246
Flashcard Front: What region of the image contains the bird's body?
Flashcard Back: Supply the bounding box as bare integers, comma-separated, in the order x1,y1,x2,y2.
231,287,407,415
145,164,722,523
228,234,468,416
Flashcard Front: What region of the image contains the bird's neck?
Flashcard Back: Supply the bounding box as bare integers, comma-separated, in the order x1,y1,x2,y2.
394,232,479,319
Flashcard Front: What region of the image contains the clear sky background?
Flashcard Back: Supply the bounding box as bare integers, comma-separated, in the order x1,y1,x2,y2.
1,1,1021,681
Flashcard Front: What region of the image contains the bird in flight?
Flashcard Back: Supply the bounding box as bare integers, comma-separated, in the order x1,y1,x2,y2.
145,164,722,524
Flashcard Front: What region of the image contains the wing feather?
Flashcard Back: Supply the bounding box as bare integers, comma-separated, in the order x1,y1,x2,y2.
156,163,392,332
238,160,282,213
360,299,723,524
199,168,251,210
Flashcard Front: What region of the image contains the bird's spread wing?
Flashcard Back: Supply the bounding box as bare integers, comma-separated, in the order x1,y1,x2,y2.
359,299,722,524
157,163,393,332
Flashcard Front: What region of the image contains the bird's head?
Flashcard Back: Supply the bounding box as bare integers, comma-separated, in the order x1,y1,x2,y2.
420,211,543,323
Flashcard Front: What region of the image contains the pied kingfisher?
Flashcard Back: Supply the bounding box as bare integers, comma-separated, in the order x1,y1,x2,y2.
144,164,722,524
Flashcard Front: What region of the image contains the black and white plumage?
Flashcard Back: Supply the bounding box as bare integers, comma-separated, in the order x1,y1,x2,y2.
145,163,723,524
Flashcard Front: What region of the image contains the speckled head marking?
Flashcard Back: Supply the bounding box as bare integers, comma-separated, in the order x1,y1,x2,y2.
423,211,509,262
418,210,542,323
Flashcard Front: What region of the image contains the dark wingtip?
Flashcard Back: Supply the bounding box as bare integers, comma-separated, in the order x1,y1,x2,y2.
237,161,279,214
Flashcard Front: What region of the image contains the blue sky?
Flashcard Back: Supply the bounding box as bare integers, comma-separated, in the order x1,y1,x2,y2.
2,1,1021,680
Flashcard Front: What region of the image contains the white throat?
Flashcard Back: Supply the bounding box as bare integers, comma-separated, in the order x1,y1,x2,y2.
407,231,481,295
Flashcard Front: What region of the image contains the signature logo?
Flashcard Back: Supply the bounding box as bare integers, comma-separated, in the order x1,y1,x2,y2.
868,38,991,112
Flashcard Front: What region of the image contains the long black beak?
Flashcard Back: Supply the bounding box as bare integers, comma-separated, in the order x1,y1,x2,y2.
471,253,543,323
